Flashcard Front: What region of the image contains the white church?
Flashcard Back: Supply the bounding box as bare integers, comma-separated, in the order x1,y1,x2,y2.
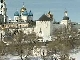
0,0,79,42
13,3,33,22
0,0,80,58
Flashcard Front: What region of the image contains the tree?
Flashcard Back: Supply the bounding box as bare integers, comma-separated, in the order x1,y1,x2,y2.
0,41,6,56
12,30,26,60
10,30,38,60
47,25,80,60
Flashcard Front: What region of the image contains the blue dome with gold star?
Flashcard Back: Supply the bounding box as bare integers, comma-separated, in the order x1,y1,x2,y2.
22,10,28,16
14,11,19,16
28,10,33,16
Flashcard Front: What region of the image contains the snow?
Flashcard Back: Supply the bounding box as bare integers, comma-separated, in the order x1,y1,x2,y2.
0,52,80,60
70,51,80,60
0,54,21,60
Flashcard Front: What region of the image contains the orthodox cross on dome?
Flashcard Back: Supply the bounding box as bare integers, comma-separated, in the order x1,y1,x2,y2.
64,8,68,16
23,2,24,7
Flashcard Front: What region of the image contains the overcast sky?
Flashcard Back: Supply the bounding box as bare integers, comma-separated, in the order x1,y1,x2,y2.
6,0,80,22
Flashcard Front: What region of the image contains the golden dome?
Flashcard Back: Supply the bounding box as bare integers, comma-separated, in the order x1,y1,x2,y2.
20,2,26,12
20,7,26,12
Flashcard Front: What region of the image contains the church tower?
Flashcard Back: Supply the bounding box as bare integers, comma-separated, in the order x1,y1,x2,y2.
14,10,19,22
20,2,27,22
28,10,33,21
60,11,71,28
20,2,26,16
0,0,7,23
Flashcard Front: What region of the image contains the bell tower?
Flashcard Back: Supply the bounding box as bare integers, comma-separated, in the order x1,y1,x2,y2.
0,0,7,23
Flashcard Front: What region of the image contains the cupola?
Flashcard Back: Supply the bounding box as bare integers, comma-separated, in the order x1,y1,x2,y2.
20,2,26,12
14,11,19,16
28,10,33,16
22,10,28,16
63,11,69,20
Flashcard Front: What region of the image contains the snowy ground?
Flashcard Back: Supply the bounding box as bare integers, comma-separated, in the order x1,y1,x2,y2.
0,54,21,60
70,51,80,60
0,55,52,60
0,52,80,60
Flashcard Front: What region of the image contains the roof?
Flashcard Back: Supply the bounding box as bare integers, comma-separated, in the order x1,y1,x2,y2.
63,16,69,20
20,2,26,12
20,7,26,12
14,11,19,16
38,14,52,21
22,10,28,16
28,10,33,16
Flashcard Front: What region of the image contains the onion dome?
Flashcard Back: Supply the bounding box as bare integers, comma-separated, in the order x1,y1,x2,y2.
14,11,19,16
28,10,33,16
63,10,69,20
20,7,26,12
22,10,28,16
20,2,26,12
63,16,69,20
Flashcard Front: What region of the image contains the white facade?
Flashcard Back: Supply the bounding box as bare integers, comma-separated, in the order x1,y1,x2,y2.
21,15,27,22
60,11,71,28
35,20,53,42
14,16,19,22
22,28,34,34
60,20,71,28
28,16,33,20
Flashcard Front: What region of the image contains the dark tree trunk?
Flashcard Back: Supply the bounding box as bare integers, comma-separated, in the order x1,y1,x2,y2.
20,54,23,60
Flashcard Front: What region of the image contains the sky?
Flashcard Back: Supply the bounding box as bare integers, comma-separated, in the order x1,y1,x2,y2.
6,0,80,22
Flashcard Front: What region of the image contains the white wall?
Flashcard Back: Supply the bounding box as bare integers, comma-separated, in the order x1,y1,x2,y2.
35,21,53,41
35,21,51,37
14,16,19,22
60,20,71,28
28,16,33,20
21,15,27,22
22,28,34,34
